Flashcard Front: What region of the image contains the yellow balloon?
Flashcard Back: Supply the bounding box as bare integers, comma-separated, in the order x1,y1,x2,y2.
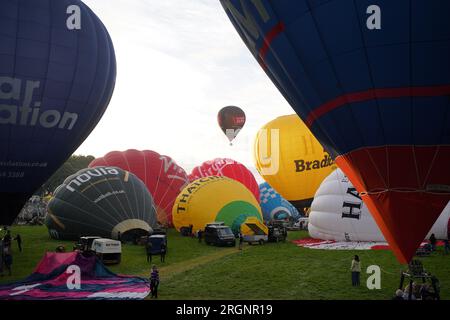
254,114,337,207
172,176,263,234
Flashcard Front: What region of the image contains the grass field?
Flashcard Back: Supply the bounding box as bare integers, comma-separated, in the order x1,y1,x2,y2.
1,226,448,300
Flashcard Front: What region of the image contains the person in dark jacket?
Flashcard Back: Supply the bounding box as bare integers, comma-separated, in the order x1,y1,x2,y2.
197,230,203,243
3,246,12,276
160,243,166,263
150,265,160,299
13,234,22,252
0,239,4,276
238,232,243,250
146,241,153,263
3,230,12,249
429,233,437,252
443,238,449,255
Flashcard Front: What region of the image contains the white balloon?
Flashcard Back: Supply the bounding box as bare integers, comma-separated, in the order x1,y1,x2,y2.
309,169,450,241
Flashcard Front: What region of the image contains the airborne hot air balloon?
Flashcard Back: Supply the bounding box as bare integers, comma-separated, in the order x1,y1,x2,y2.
189,158,259,201
46,167,157,241
222,1,450,263
309,169,450,242
217,106,246,145
172,176,263,235
0,0,116,225
89,150,189,227
254,115,336,210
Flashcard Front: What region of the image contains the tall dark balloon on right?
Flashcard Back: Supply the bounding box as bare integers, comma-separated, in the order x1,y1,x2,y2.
221,1,450,264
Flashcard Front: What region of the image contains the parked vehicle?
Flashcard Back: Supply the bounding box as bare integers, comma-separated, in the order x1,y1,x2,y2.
91,238,122,264
204,222,236,247
74,236,101,252
74,236,122,265
267,220,288,242
147,234,168,254
293,217,309,230
241,217,268,245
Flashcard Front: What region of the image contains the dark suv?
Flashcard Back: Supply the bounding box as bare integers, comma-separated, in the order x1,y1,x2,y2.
204,222,236,247
267,220,288,242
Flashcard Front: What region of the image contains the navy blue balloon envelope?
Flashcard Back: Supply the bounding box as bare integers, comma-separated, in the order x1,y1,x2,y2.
0,0,116,224
221,0,450,263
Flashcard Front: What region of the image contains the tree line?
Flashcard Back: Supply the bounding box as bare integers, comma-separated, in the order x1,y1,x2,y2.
39,155,95,194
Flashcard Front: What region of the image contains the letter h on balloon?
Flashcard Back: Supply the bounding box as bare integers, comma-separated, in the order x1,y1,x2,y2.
257,129,279,175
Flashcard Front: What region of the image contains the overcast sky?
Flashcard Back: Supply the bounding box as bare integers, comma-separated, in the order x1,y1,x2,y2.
79,0,294,179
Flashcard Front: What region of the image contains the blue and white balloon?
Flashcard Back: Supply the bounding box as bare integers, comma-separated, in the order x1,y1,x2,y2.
259,182,300,222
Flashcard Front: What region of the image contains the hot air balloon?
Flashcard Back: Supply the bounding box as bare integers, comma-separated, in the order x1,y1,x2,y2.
46,166,157,241
309,169,450,242
259,182,301,222
222,1,450,263
172,176,263,235
189,158,259,201
217,106,246,145
0,0,116,225
89,150,189,227
254,115,336,210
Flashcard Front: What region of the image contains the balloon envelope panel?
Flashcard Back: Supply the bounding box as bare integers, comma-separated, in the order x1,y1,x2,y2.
259,182,300,222
189,158,260,201
46,167,157,241
172,176,262,235
89,150,189,227
222,0,450,263
0,0,116,224
254,115,336,207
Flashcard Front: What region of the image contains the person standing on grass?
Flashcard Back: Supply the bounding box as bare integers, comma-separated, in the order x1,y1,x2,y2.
429,233,437,252
146,241,153,263
14,234,22,252
150,265,160,299
3,230,12,249
0,239,4,276
3,245,12,276
197,229,203,243
160,242,166,263
443,238,449,255
238,232,243,250
350,255,361,286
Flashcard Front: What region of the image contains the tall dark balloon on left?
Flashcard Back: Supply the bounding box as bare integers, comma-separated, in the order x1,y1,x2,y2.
0,0,116,225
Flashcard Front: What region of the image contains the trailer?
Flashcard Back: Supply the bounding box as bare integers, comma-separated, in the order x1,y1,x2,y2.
241,217,268,245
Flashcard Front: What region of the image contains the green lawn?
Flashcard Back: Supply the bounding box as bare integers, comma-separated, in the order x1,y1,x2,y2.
1,226,449,300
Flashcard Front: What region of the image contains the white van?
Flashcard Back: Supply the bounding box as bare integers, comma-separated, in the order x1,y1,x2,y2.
91,238,122,265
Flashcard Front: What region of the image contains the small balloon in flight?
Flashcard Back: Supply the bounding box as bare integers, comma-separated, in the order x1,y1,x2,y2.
217,106,246,145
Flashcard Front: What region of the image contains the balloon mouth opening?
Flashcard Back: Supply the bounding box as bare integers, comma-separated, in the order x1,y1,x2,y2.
120,228,150,243
273,212,289,220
